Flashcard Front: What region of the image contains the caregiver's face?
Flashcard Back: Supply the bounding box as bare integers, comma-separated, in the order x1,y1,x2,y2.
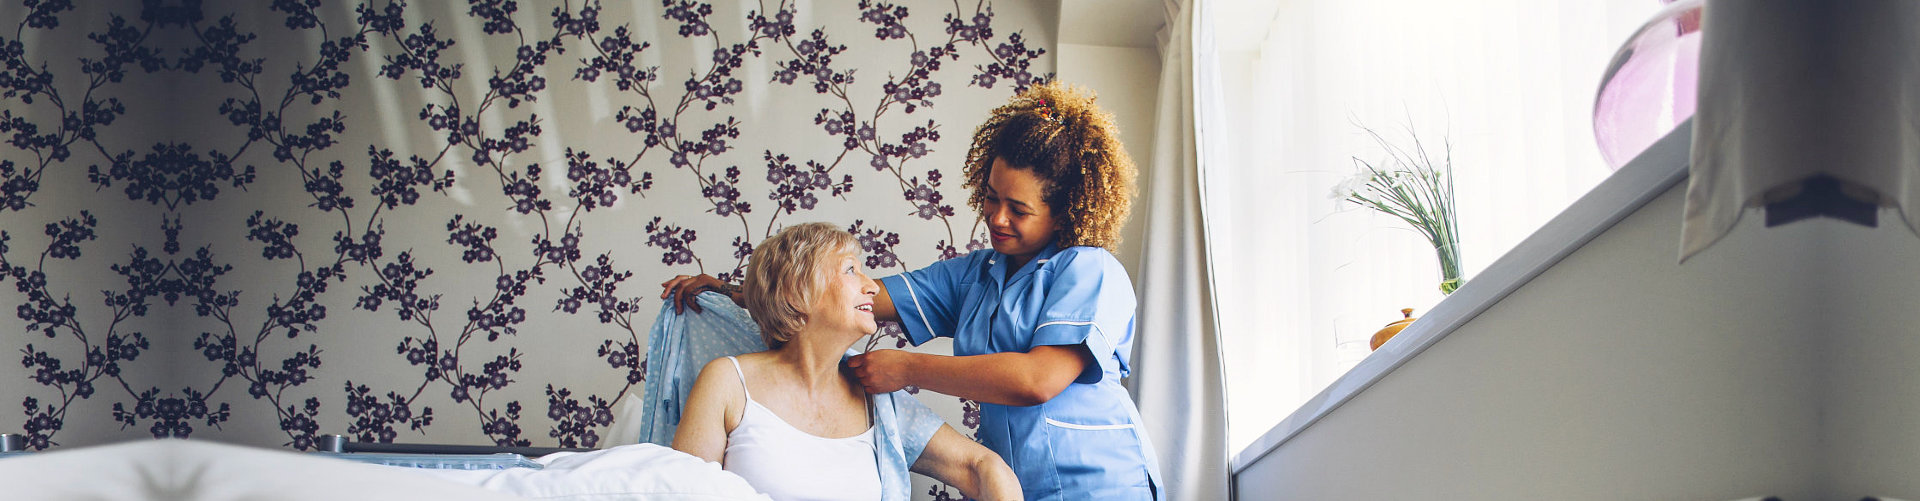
982,158,1059,263
809,248,879,336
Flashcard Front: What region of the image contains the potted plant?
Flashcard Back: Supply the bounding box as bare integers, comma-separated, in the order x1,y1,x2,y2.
1331,124,1464,294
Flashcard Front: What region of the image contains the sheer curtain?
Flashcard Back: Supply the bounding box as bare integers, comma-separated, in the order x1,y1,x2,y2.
1202,0,1666,454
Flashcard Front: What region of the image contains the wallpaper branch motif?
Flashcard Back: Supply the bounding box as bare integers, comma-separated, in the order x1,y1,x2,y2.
1,1,221,449
0,3,1049,496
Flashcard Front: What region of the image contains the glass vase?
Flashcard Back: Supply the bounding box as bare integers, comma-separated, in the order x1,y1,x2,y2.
1436,241,1462,295
1592,0,1703,170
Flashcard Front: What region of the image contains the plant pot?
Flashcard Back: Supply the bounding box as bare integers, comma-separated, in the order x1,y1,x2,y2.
1369,308,1417,351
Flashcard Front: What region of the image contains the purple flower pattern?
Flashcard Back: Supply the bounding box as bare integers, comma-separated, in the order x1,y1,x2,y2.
1,3,1049,495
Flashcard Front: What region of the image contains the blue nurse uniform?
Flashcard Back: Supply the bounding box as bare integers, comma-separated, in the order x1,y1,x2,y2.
880,243,1163,501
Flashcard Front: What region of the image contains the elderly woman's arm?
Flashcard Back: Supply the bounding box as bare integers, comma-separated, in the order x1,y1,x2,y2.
670,358,743,463
910,424,1021,501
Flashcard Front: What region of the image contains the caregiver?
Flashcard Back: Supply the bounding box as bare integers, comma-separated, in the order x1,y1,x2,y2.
664,82,1162,500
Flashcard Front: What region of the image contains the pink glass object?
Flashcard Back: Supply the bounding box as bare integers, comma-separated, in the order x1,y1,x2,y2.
1593,0,1703,170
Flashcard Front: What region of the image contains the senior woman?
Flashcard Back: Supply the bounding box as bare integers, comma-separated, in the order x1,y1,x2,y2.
670,222,1021,501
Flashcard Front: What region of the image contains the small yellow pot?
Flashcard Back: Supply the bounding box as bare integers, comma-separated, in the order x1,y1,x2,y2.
1368,308,1417,351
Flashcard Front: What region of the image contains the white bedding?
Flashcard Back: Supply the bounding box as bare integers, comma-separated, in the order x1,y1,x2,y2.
0,439,520,500
411,443,773,501
0,439,771,501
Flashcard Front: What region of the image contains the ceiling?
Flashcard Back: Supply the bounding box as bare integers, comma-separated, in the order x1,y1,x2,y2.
1058,0,1167,48
1056,0,1282,50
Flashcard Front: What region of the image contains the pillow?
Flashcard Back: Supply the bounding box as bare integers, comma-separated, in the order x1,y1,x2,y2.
603,390,646,447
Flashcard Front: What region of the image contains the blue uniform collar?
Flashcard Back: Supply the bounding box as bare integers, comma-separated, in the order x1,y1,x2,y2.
986,241,1062,287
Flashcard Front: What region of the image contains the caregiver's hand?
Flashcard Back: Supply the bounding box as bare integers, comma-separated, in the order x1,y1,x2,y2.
846,349,916,394
658,274,729,314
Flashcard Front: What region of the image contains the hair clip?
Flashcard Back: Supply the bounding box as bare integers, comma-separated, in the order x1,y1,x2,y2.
1034,99,1057,123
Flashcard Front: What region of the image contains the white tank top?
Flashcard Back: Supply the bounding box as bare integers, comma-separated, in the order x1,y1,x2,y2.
720,356,881,501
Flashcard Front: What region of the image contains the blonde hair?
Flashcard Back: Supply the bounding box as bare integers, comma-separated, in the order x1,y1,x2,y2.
741,222,858,349
963,81,1136,252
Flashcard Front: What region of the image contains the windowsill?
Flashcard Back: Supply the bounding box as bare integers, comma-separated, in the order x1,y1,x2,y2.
1228,120,1695,473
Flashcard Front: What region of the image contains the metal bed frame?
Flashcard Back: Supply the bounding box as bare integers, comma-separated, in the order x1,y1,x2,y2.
0,433,24,457
0,431,580,471
312,434,596,470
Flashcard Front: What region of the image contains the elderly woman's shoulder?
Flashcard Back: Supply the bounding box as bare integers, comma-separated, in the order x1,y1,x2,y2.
730,351,779,368
697,354,752,384
697,355,728,373
687,355,749,408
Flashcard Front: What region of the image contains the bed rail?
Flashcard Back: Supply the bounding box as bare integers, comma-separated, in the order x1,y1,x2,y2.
0,434,24,452
315,434,594,457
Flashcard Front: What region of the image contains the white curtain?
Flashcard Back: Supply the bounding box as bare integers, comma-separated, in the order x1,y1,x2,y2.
1202,0,1666,454
1683,0,1920,260
1126,1,1228,500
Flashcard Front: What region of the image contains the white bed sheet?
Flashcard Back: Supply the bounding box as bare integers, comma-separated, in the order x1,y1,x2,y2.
411,443,773,501
0,439,771,501
0,438,522,501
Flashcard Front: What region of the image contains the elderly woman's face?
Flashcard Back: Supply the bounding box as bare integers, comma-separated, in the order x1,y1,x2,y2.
807,248,879,336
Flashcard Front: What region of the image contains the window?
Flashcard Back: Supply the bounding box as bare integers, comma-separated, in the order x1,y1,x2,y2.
1202,0,1669,454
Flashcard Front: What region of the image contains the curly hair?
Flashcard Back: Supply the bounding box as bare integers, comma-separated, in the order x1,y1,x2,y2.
963,81,1136,252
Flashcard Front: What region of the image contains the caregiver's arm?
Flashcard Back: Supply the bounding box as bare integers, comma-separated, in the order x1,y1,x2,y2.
871,281,901,322
659,274,744,314
848,345,1091,407
911,424,1021,501
670,358,743,463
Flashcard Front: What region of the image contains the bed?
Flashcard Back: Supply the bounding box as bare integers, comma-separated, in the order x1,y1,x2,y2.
0,294,782,500
0,438,771,501
298,292,779,499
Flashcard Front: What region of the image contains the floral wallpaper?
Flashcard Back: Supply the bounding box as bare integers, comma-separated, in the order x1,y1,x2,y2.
0,0,1048,497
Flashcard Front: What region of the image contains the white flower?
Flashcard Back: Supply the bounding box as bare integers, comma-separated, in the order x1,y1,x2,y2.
1329,172,1373,201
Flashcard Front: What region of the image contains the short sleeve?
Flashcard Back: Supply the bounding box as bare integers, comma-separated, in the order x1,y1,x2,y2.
884,390,946,466
1028,248,1137,385
879,252,983,346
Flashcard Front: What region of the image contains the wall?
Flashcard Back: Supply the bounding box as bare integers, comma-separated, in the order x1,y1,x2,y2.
0,3,1067,497
1055,42,1159,273
1817,218,1920,498
1233,183,1826,500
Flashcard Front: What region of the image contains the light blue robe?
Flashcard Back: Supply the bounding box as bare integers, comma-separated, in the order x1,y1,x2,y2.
639,292,944,501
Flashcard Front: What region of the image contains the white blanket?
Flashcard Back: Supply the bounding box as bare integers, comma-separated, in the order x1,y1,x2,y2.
0,439,520,501
0,439,771,501
412,443,773,501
